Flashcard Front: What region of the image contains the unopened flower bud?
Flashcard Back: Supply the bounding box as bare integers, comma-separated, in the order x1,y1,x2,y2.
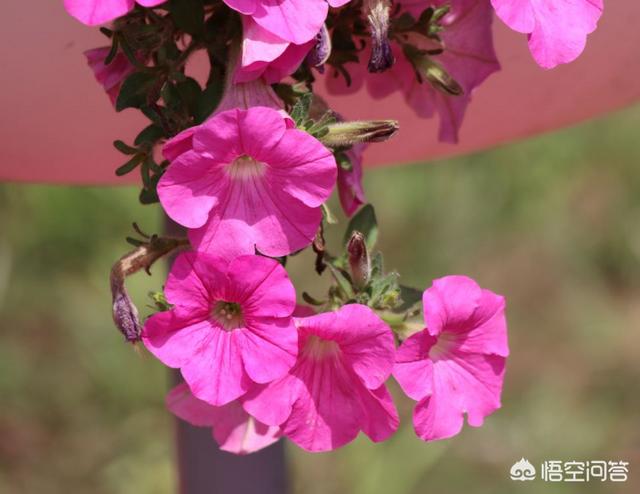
109,234,189,343
347,231,371,289
111,282,143,343
307,24,332,71
320,120,399,148
420,58,463,96
366,0,395,72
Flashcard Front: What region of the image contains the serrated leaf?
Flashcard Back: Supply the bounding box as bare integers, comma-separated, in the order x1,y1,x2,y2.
116,71,158,111
344,204,378,249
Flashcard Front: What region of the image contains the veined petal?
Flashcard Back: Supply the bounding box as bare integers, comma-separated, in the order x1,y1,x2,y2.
413,351,506,441
181,328,252,406
239,317,298,382
157,150,229,229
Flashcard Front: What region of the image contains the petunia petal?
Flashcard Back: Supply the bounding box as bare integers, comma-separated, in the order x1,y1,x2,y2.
238,318,298,383
393,330,436,401
157,150,230,229
413,350,506,441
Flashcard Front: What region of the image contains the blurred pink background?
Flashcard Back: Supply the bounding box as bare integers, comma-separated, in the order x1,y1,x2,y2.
1,1,638,184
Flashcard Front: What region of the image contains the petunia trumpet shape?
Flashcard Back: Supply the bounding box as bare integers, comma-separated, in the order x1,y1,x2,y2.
64,0,164,26
167,383,281,455
229,0,349,82
327,0,500,143
243,304,399,452
236,17,316,83
143,252,298,406
491,0,604,69
84,47,135,106
394,276,509,441
157,107,337,258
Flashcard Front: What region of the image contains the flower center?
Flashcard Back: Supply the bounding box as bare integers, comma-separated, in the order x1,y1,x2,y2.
227,155,266,180
212,301,245,331
428,331,457,361
302,335,341,361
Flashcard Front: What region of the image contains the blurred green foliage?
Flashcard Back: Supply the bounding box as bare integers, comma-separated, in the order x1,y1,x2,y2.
1,107,639,493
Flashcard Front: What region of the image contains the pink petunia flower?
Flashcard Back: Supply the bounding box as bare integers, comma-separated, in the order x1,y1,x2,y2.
157,107,337,258
84,47,135,106
228,0,349,83
224,0,350,45
167,383,281,455
235,17,316,84
64,0,164,26
143,252,298,406
337,144,367,217
327,0,500,143
243,304,399,452
491,0,604,69
394,276,509,441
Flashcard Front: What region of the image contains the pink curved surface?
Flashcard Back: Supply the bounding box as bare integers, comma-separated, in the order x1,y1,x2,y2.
1,1,638,184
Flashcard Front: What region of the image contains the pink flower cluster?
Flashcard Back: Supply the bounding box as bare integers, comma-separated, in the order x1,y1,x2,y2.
76,0,604,142
145,250,508,453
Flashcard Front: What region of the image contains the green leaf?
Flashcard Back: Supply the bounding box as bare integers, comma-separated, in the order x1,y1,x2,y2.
369,272,400,308
290,93,312,126
176,77,202,116
328,265,354,300
161,81,183,112
343,204,378,249
115,154,144,176
135,124,165,146
113,140,138,155
395,285,423,313
194,79,224,123
302,292,325,306
169,0,205,36
116,71,158,111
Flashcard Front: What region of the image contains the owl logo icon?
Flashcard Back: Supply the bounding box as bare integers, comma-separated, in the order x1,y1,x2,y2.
510,458,536,481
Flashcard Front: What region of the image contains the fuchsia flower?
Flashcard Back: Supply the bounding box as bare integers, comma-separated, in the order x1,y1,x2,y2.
167,383,281,455
394,276,509,441
327,0,500,143
143,252,298,406
64,0,164,26
84,47,135,106
243,304,399,452
229,0,350,82
157,107,337,258
491,0,604,69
